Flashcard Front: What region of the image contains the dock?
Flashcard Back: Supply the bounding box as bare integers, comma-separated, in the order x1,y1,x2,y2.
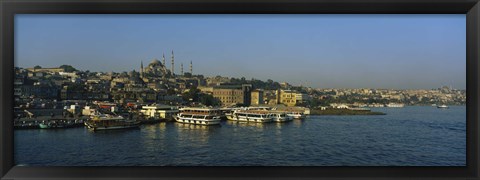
14,116,88,129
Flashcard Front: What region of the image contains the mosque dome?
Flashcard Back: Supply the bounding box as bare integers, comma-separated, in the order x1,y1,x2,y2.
150,59,162,66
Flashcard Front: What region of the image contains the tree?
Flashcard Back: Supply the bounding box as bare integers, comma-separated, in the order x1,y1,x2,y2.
199,94,220,106
33,65,42,69
409,96,419,102
166,88,176,95
182,86,200,102
184,72,192,78
59,65,77,72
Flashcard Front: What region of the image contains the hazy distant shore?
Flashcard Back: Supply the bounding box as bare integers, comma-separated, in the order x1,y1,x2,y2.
310,108,386,115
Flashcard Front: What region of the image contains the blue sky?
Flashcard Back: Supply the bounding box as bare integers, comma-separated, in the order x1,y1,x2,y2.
15,14,466,89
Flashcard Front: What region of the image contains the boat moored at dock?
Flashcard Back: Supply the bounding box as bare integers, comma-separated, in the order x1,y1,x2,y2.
287,111,306,120
270,111,292,122
224,108,245,120
14,120,40,129
174,107,221,125
84,114,140,131
39,119,84,129
227,110,273,123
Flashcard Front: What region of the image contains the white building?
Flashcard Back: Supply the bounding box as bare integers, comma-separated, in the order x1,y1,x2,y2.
140,104,179,120
330,103,349,109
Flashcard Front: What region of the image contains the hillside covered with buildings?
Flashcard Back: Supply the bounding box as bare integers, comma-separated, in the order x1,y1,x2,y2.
14,52,466,110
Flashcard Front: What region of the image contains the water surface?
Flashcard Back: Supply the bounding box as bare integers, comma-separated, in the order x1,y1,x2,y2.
15,106,466,166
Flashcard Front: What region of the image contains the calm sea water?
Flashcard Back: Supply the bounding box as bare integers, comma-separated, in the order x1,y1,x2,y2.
14,106,466,166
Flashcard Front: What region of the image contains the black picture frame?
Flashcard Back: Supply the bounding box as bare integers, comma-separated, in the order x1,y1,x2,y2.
1,0,479,179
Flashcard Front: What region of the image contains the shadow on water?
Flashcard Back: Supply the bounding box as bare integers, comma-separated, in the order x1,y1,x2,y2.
224,119,304,128
87,127,141,135
224,120,270,128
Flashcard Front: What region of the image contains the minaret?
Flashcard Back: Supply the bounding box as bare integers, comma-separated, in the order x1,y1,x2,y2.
171,50,174,76
190,61,193,75
180,63,184,75
162,53,166,66
140,61,144,78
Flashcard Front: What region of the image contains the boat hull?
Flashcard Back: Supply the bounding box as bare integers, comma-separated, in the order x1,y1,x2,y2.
38,123,49,129
174,116,221,125
84,121,140,131
287,114,305,120
228,116,273,123
273,117,292,122
225,114,235,120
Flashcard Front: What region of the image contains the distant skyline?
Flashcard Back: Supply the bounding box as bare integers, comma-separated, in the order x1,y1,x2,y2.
15,14,466,89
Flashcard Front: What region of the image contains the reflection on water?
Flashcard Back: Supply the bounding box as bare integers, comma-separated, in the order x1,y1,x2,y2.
275,122,283,129
142,123,166,140
225,120,268,128
159,122,167,131
173,123,221,144
88,127,140,135
292,119,304,127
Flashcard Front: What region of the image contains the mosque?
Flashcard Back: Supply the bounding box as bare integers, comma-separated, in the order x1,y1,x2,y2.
140,51,193,79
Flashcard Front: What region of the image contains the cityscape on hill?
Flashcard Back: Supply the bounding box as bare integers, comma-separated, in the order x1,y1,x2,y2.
14,51,466,111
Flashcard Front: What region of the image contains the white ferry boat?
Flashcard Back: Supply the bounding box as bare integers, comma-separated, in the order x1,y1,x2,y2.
437,104,449,109
84,114,140,131
386,103,405,108
227,110,273,123
224,108,244,120
270,111,292,122
174,107,221,125
247,106,272,111
287,111,306,120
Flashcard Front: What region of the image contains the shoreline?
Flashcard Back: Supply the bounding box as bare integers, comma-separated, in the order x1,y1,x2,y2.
310,108,386,115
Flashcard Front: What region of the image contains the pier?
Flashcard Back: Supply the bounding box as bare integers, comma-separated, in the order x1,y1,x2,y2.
14,116,88,129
